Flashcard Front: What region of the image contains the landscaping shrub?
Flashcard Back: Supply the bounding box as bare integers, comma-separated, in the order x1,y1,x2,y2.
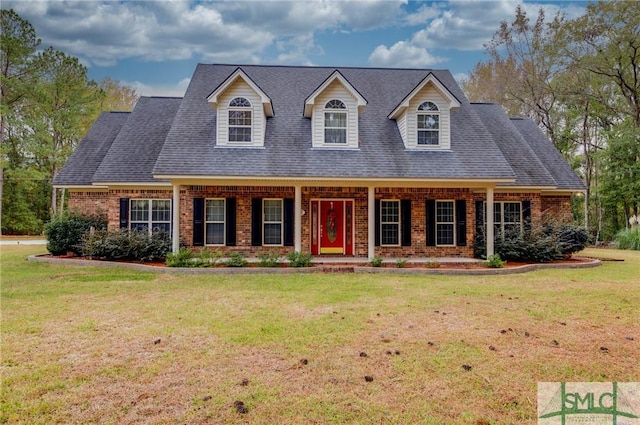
485,254,506,268
287,251,313,267
369,256,383,267
475,221,590,262
44,211,106,255
79,229,171,262
258,251,282,267
613,228,640,251
166,247,195,267
226,252,248,267
165,247,222,267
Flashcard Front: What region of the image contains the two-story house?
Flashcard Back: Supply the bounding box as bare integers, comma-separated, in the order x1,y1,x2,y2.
54,64,585,259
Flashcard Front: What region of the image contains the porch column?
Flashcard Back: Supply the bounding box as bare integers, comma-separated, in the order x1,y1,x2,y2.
294,185,302,252
172,183,180,254
486,187,494,257
368,186,375,259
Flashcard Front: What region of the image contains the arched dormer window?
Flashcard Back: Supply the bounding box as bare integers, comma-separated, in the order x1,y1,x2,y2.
417,101,440,145
324,99,347,144
228,97,252,142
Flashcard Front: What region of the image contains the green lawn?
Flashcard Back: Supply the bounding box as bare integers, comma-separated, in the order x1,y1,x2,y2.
1,246,638,424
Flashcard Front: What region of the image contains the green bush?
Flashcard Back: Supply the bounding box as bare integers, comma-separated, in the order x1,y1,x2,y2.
195,247,222,267
613,228,640,250
369,256,383,267
258,251,282,267
166,247,195,267
286,251,313,268
226,252,248,267
395,258,407,268
44,212,107,255
485,254,506,268
475,221,590,263
79,229,171,262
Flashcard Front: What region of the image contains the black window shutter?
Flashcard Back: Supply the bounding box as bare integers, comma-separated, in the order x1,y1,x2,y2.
283,198,294,247
374,199,380,247
522,200,531,233
225,198,236,246
119,198,129,229
193,198,204,246
425,200,436,246
251,198,262,246
401,199,412,247
522,200,531,222
456,199,467,247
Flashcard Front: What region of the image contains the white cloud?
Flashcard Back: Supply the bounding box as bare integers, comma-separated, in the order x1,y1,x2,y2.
127,77,191,98
369,41,447,68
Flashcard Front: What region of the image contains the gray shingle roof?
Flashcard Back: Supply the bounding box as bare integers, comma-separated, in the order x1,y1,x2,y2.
54,112,129,186
511,118,585,190
57,64,584,191
472,103,556,187
153,64,516,180
93,97,181,183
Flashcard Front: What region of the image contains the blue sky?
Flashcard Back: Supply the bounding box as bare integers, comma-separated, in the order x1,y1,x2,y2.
6,0,589,97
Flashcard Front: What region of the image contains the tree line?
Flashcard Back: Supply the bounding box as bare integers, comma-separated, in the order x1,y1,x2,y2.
1,9,138,234
462,1,639,242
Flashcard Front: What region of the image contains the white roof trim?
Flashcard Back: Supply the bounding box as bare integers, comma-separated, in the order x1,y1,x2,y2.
207,68,274,117
304,70,367,118
388,72,461,120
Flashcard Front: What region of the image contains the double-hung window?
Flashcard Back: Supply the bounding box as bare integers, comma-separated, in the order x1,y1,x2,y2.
417,101,440,146
380,200,400,246
228,97,252,142
492,202,522,238
263,199,283,245
436,200,455,246
324,99,347,144
205,199,225,245
130,199,171,235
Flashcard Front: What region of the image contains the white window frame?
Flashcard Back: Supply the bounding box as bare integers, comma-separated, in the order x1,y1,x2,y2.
417,101,440,146
486,201,523,237
130,199,171,236
263,199,283,246
205,198,226,246
323,99,348,145
436,200,455,246
380,199,401,246
228,97,252,143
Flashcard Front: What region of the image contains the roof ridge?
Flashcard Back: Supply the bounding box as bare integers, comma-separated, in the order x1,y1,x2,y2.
197,62,445,72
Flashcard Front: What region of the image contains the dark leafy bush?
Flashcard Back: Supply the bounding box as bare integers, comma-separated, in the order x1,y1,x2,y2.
44,211,107,255
475,221,590,263
79,229,171,262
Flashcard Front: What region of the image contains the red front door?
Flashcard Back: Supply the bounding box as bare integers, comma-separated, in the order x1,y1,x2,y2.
311,200,353,255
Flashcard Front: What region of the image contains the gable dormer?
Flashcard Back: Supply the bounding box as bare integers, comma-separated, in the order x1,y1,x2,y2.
388,73,461,150
207,68,274,147
304,70,367,149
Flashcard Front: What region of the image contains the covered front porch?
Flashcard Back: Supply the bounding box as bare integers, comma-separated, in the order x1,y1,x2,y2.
166,177,506,259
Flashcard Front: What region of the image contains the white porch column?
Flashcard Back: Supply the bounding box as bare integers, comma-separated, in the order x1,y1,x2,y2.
172,183,180,254
368,186,375,259
294,185,302,252
486,187,494,257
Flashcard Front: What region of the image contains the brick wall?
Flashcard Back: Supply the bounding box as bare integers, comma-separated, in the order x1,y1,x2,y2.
68,186,571,258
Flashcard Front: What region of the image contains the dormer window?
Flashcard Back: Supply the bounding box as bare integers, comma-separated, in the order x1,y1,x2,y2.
324,99,347,144
417,101,439,145
228,97,252,142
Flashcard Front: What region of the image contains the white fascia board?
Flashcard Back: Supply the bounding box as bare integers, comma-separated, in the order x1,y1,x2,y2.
207,68,274,117
388,73,461,120
304,70,368,117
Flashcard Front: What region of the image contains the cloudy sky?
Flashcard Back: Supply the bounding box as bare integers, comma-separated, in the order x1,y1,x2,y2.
5,0,589,97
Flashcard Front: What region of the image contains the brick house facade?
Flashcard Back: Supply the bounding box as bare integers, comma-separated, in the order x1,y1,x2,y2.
56,64,584,259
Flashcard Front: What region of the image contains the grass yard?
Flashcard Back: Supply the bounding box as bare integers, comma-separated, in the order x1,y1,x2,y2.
1,246,638,424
